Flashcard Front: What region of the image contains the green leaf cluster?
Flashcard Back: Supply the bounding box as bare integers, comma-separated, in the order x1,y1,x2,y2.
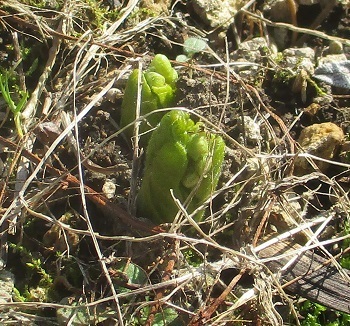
57,297,117,325
137,110,225,224
9,243,53,302
134,307,181,326
299,300,350,326
120,54,178,142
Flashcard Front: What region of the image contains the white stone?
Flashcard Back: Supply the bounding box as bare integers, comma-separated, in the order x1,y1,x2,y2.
102,179,116,199
237,116,262,144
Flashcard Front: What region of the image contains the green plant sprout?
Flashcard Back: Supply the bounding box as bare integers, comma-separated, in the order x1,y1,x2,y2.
176,37,208,63
0,70,28,138
137,110,225,224
120,54,178,142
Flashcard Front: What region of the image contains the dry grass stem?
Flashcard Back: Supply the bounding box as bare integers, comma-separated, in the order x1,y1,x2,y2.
0,0,349,324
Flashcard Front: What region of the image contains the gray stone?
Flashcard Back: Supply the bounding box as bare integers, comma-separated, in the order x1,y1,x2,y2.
232,37,270,63
313,60,350,89
190,0,242,29
238,37,268,52
282,47,315,73
0,270,14,304
237,116,262,145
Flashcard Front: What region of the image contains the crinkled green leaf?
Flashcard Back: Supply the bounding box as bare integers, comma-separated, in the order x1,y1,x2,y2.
137,110,225,223
148,53,178,88
120,54,178,142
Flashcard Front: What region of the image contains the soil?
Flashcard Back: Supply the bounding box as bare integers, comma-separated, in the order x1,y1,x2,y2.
0,0,350,325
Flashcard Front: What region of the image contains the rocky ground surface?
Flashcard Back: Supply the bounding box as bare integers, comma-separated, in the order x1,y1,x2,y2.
0,0,350,325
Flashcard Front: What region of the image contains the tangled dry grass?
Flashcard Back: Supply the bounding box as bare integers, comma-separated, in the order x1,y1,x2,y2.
0,0,350,325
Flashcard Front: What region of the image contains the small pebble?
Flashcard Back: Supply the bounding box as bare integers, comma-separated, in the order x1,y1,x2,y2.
102,179,116,199
295,122,344,174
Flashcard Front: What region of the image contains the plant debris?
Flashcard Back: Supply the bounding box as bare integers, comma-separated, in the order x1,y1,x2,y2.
0,0,350,325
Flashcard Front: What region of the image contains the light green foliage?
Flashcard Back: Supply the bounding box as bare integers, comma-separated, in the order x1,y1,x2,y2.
0,70,28,138
120,54,178,141
137,110,225,224
84,0,122,30
299,300,350,326
183,37,207,57
176,37,208,62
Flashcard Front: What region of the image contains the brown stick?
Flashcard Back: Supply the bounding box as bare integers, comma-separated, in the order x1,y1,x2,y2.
192,269,246,324
295,0,337,47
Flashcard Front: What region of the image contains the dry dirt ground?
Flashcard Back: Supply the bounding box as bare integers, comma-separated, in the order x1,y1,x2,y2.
0,0,350,325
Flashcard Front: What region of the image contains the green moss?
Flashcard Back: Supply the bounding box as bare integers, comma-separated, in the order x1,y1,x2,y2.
183,249,202,267
9,243,55,303
128,7,158,23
